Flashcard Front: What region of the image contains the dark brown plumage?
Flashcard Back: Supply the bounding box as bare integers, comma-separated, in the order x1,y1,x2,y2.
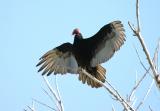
37,21,126,88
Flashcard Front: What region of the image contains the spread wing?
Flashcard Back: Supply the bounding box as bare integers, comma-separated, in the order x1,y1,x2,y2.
85,21,126,67
36,43,78,76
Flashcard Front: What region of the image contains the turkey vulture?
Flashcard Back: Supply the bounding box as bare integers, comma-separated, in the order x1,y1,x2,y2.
37,21,125,88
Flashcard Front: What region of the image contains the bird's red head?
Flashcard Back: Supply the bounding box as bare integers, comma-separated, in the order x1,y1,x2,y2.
72,28,80,36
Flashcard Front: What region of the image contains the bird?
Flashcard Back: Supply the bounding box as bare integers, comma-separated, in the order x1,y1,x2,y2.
36,21,125,88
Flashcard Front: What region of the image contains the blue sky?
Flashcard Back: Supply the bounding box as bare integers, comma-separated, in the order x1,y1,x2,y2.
0,0,160,111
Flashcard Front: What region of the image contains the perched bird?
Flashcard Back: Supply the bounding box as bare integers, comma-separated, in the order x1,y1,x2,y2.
37,21,125,88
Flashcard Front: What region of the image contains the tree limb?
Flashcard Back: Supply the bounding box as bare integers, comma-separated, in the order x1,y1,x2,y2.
78,69,135,111
128,0,160,90
43,76,64,111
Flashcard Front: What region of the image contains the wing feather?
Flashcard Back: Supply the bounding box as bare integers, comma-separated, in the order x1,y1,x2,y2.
37,43,78,75
87,21,125,67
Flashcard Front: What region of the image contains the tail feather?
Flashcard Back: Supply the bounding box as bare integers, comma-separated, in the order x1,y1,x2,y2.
78,65,106,88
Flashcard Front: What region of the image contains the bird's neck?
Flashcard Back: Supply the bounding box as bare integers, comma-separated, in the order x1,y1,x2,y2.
73,34,83,45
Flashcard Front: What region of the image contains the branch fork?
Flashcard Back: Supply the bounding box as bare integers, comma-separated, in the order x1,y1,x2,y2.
128,0,160,90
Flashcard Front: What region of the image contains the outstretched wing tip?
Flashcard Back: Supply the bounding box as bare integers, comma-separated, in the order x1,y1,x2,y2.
37,43,78,75
36,62,41,67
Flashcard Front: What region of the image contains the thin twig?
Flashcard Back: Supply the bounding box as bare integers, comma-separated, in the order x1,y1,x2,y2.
42,84,60,111
54,76,61,100
149,106,153,111
128,45,150,101
43,76,64,111
54,76,64,111
157,39,160,71
42,88,56,105
136,0,140,32
43,77,60,101
128,22,137,35
136,80,154,110
112,105,116,111
129,70,149,102
105,79,129,108
152,39,160,72
131,97,137,108
153,40,160,88
27,101,36,111
136,32,157,77
133,44,148,71
33,98,57,111
27,106,35,111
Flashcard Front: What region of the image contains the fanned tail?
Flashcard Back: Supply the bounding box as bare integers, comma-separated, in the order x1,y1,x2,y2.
78,65,106,88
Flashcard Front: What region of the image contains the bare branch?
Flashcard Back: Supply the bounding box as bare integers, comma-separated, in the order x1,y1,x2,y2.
27,101,36,111
136,32,157,77
129,46,149,99
43,77,60,102
128,45,150,104
43,76,64,111
43,78,60,111
129,69,148,102
136,80,154,110
133,44,148,71
27,106,35,111
153,40,160,70
78,69,135,111
105,79,129,108
136,0,140,32
112,105,116,111
149,106,154,111
33,98,57,111
128,0,159,90
128,22,137,35
54,76,64,111
42,88,56,105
